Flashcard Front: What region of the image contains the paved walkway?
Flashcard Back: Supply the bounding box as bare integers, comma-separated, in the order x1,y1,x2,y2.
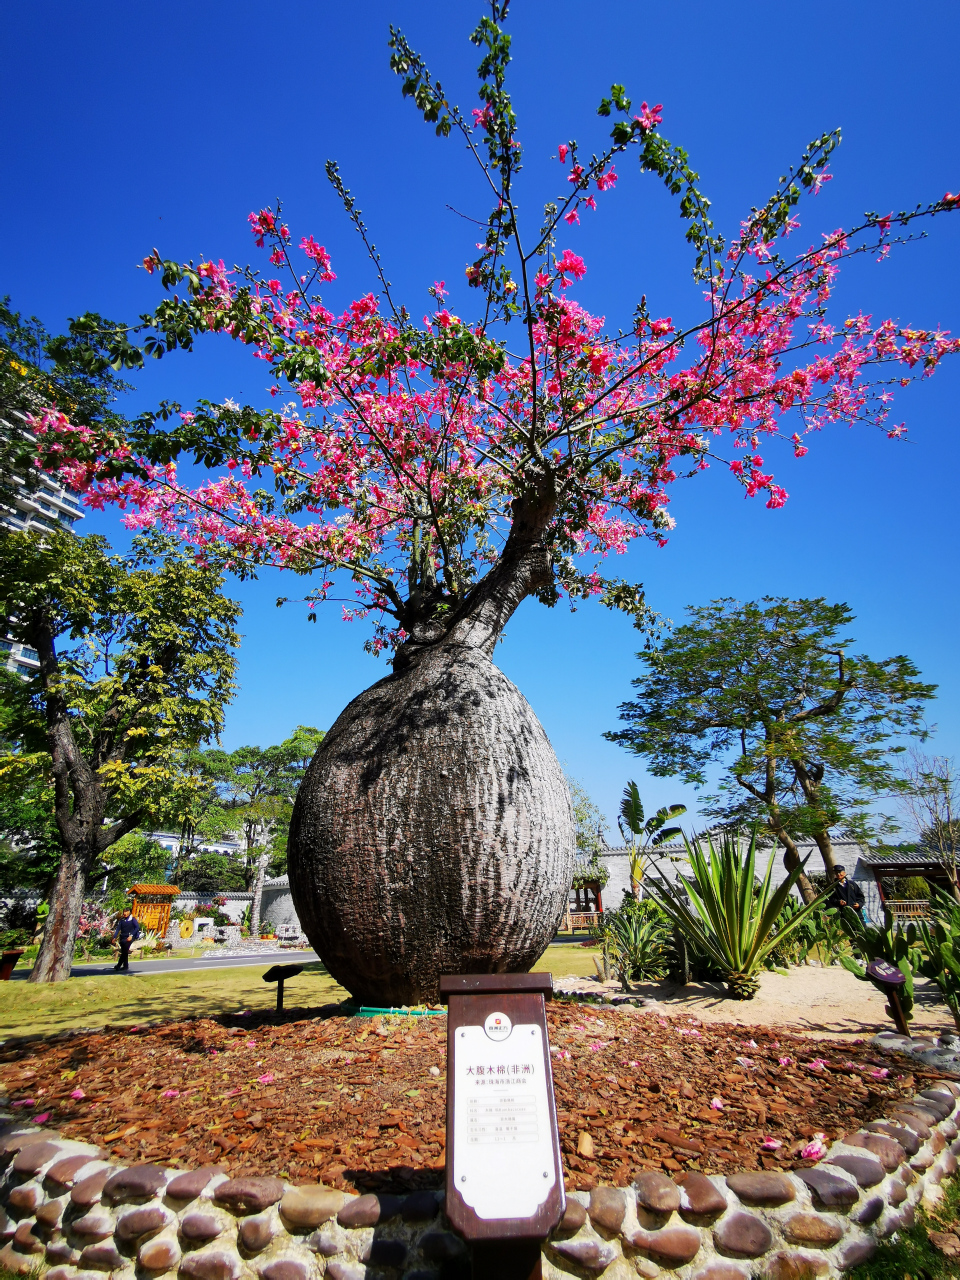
10,949,320,979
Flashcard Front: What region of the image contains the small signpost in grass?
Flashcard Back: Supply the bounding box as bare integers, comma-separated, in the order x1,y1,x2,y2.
441,973,565,1280
262,963,303,1013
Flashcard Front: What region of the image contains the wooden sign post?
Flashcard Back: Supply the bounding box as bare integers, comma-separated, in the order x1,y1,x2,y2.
262,963,303,1012
865,958,911,1037
440,974,565,1280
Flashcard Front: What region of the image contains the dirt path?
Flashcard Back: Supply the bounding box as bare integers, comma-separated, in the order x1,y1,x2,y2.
556,964,954,1042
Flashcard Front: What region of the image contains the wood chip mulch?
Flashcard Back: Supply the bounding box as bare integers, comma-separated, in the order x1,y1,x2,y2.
0,1003,939,1194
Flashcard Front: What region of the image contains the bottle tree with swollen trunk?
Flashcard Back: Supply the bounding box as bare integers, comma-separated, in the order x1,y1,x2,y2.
34,5,960,1002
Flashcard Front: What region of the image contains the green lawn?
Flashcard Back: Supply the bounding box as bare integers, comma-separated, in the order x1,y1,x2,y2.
0,944,601,1039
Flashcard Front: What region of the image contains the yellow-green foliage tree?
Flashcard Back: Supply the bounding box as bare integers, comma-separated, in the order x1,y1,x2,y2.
0,529,239,981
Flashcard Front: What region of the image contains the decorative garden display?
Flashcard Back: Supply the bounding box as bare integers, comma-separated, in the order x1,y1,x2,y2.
128,884,180,940
32,7,960,1002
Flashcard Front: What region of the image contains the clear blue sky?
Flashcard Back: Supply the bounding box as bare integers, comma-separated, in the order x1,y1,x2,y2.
3,1,958,837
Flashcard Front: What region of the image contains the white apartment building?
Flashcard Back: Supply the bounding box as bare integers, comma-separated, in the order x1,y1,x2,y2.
1,415,85,677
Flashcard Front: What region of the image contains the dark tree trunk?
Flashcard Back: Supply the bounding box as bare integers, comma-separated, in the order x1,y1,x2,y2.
29,839,86,983
288,642,575,1005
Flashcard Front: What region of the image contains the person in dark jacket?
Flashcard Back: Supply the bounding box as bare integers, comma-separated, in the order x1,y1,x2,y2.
112,907,141,972
828,867,866,921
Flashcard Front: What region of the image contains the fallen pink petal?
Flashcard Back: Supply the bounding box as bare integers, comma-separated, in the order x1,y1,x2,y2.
800,1133,828,1159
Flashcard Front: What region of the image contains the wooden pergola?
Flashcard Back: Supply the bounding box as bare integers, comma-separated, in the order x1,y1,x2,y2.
128,884,180,937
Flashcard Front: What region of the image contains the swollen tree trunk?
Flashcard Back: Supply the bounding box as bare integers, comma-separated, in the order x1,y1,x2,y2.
289,643,575,1004
289,483,577,1005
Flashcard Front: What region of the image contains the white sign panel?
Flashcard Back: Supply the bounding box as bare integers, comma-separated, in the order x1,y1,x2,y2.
452,1015,557,1220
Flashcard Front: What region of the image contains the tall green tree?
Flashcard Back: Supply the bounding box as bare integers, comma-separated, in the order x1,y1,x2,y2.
0,298,131,511
0,529,240,980
607,598,934,902
199,725,324,933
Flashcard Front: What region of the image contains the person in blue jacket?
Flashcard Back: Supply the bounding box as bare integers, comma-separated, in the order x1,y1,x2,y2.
113,907,141,972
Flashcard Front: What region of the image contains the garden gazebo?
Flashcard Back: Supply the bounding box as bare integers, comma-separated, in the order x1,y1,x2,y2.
128,884,180,937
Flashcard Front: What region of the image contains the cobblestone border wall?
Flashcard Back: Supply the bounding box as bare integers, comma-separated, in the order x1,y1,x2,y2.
0,1080,958,1280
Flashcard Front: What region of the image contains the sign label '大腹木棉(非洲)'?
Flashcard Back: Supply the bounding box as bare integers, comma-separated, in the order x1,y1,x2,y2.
440,973,565,1250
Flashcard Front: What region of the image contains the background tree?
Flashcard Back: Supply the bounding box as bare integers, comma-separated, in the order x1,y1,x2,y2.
0,529,239,981
897,748,960,901
31,6,959,1000
199,725,324,933
95,830,171,911
607,598,934,902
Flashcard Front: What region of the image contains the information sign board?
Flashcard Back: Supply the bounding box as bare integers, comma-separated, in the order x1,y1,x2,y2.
440,973,565,1247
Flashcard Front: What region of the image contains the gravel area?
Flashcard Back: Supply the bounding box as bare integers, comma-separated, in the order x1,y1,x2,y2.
1,1001,948,1196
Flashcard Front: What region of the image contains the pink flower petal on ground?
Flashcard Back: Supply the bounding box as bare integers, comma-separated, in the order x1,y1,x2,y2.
257,1073,275,1085
742,1040,758,1049
761,1137,783,1151
736,1056,754,1068
11,1099,35,1108
807,1058,828,1071
70,1088,86,1100
801,1133,827,1159
33,1113,50,1124
778,1056,793,1066
160,1089,180,1099
246,1041,257,1048
628,1061,640,1068
869,1067,890,1080
710,1097,725,1111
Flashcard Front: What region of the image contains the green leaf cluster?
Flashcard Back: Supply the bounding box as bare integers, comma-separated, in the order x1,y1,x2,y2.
607,597,935,852
0,528,240,867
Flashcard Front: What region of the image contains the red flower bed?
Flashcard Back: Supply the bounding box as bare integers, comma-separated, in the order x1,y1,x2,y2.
0,1004,939,1194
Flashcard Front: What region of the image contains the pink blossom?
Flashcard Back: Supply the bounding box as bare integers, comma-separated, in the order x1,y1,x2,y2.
869,1067,890,1081
778,1056,793,1067
160,1089,180,1099
33,1112,50,1124
634,101,663,132
800,1133,828,1159
257,1073,275,1084
11,1099,35,1108
557,143,568,163
807,1058,828,1072
710,1097,725,1110
70,1088,86,1101
555,249,587,283
761,1137,783,1151
736,1056,754,1068
595,167,618,192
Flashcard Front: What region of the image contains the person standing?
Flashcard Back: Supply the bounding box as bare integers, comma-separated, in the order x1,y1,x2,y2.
828,866,866,922
113,906,141,972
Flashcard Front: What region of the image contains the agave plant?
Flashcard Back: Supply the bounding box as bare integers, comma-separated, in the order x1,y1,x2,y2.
647,829,825,999
601,900,672,988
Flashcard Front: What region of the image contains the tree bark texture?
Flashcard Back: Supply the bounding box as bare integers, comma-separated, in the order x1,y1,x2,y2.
288,643,576,1005
249,852,269,938
29,840,86,983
